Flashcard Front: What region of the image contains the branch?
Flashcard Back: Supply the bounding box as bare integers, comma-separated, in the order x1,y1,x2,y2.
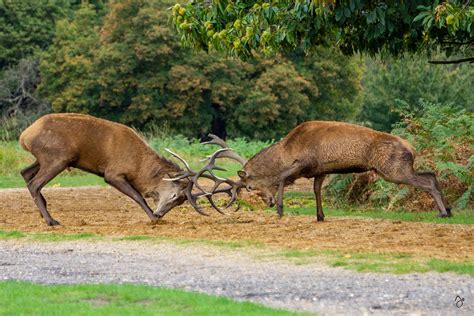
429,57,474,64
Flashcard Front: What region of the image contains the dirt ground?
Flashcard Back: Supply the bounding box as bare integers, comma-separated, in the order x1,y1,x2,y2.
0,185,472,261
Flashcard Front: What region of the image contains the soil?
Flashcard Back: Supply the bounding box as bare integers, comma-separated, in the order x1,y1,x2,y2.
0,186,472,261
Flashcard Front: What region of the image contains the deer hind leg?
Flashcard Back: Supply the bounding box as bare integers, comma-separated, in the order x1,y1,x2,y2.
376,164,449,218
408,172,450,217
21,161,40,183
27,160,69,226
313,174,326,222
417,172,451,216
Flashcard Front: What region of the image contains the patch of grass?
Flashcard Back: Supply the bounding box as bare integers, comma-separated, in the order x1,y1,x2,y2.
0,281,302,315
29,232,98,242
0,230,98,241
427,258,474,275
0,230,26,239
0,174,106,189
273,249,474,276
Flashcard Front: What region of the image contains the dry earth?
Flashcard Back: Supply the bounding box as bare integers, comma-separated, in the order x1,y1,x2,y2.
0,186,472,261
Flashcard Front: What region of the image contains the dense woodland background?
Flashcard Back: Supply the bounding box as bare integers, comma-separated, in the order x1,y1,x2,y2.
0,0,472,210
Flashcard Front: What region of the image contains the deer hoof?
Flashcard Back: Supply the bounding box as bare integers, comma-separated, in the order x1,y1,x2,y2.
445,207,452,217
316,215,325,222
149,215,161,223
437,212,450,218
47,219,60,226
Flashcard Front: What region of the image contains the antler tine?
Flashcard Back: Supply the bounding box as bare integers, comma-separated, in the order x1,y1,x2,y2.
215,150,247,166
183,182,209,216
190,148,230,194
193,181,241,213
164,148,195,174
201,134,247,166
163,173,191,181
201,133,229,148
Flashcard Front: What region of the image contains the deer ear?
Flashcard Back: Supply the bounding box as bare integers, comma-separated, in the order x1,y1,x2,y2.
238,170,248,179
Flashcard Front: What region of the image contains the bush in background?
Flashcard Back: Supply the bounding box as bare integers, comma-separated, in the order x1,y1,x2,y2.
358,56,474,131
0,58,50,141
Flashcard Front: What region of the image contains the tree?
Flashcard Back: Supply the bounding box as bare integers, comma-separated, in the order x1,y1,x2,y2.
0,57,50,140
359,55,474,131
358,56,474,131
39,0,362,140
171,1,474,63
39,4,102,116
0,0,72,69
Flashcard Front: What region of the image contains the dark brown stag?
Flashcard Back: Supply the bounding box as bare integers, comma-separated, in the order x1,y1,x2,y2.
208,121,452,221
19,113,235,226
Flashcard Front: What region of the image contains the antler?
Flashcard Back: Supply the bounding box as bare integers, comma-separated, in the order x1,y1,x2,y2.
197,134,247,212
162,149,196,181
163,148,240,215
162,134,246,216
202,134,247,165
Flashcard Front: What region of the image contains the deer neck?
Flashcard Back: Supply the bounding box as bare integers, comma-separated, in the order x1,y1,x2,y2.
247,142,287,183
133,150,183,195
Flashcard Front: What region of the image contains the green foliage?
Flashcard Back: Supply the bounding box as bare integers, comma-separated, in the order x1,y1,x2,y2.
172,1,474,62
0,0,71,69
0,281,301,315
358,56,474,131
39,3,102,116
38,0,362,140
326,101,473,211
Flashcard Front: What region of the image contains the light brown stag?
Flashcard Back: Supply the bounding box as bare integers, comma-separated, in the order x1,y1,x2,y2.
19,113,236,226
207,121,452,221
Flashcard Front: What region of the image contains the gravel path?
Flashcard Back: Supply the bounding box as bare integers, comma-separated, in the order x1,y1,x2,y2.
0,239,472,315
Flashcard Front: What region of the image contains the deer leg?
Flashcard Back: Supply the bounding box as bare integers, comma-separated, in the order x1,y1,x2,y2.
276,180,285,218
27,161,69,226
418,172,451,216
104,175,159,222
409,172,450,217
21,161,40,183
377,168,449,218
276,165,303,218
313,174,326,222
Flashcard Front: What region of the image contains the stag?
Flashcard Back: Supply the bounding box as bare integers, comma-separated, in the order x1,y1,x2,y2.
19,113,235,226
207,121,452,221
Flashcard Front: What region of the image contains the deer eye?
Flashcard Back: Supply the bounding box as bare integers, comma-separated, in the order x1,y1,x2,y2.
170,193,177,200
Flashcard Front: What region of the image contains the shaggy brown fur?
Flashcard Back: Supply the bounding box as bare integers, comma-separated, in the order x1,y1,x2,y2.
238,121,451,221
20,113,187,226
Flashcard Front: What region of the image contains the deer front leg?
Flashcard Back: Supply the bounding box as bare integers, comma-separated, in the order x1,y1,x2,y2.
276,180,285,218
313,174,326,222
276,164,303,218
105,175,159,222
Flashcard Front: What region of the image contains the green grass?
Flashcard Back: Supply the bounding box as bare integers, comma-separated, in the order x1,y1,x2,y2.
0,174,106,189
0,230,26,239
277,249,474,275
0,281,302,316
0,230,99,241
